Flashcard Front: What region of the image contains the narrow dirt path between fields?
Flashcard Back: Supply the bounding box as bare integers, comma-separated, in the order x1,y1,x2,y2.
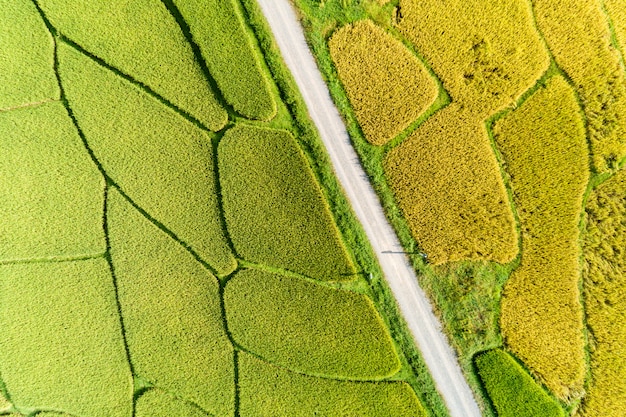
255,1,483,416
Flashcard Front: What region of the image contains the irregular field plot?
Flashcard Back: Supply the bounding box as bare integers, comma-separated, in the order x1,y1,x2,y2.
219,124,355,281
38,0,227,130
0,101,104,261
135,389,209,417
384,104,518,264
238,352,425,417
384,0,550,263
605,0,626,60
0,259,132,417
474,349,564,417
580,169,626,417
0,0,58,109
328,20,437,146
107,187,234,417
173,0,276,120
58,41,236,275
224,268,399,379
396,0,549,114
496,76,589,398
531,0,626,172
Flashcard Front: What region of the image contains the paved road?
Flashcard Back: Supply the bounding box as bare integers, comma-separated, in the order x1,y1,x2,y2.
255,1,483,416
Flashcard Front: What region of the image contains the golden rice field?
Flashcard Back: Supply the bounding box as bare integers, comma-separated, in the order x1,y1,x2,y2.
294,0,626,415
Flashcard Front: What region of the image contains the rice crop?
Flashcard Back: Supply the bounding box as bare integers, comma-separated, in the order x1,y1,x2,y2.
384,0,550,264
58,41,236,275
38,0,227,131
0,102,105,261
396,0,549,116
0,259,132,417
605,0,626,58
238,352,426,417
474,349,564,417
579,169,626,417
135,389,208,417
224,268,400,379
0,0,59,109
328,20,437,145
218,124,355,281
495,76,589,399
172,0,276,121
107,187,234,417
384,104,518,264
531,0,626,172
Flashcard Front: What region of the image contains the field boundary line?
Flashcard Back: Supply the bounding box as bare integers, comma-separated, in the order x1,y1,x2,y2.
254,1,481,416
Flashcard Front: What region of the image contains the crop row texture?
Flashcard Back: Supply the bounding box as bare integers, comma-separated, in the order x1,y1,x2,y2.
496,76,589,400
579,169,626,417
0,0,58,109
384,0,551,264
0,0,422,415
218,124,356,281
328,20,437,146
224,269,400,379
531,0,626,173
474,349,564,417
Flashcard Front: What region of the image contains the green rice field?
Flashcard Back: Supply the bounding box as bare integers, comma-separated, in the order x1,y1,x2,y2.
0,0,440,415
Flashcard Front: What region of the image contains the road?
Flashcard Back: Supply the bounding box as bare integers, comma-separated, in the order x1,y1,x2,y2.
254,1,483,416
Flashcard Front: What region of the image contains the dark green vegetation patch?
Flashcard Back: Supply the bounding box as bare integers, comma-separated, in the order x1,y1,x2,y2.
475,349,564,417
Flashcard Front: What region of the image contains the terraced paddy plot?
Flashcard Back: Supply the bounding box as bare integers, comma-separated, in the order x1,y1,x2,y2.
0,259,132,417
0,0,58,109
495,76,589,399
0,102,104,261
474,349,564,417
580,169,626,417
173,0,276,121
135,389,208,417
58,41,236,275
238,352,426,417
384,104,518,264
531,0,626,172
38,0,227,131
224,268,399,379
107,187,234,417
219,124,355,281
328,20,437,146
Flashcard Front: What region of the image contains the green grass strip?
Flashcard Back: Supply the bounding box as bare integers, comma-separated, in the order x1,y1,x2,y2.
238,352,426,417
38,0,227,130
0,258,133,417
58,41,236,275
225,268,400,379
171,0,276,121
135,389,210,417
0,0,59,109
107,187,234,417
0,101,104,262
218,124,355,281
474,349,564,417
